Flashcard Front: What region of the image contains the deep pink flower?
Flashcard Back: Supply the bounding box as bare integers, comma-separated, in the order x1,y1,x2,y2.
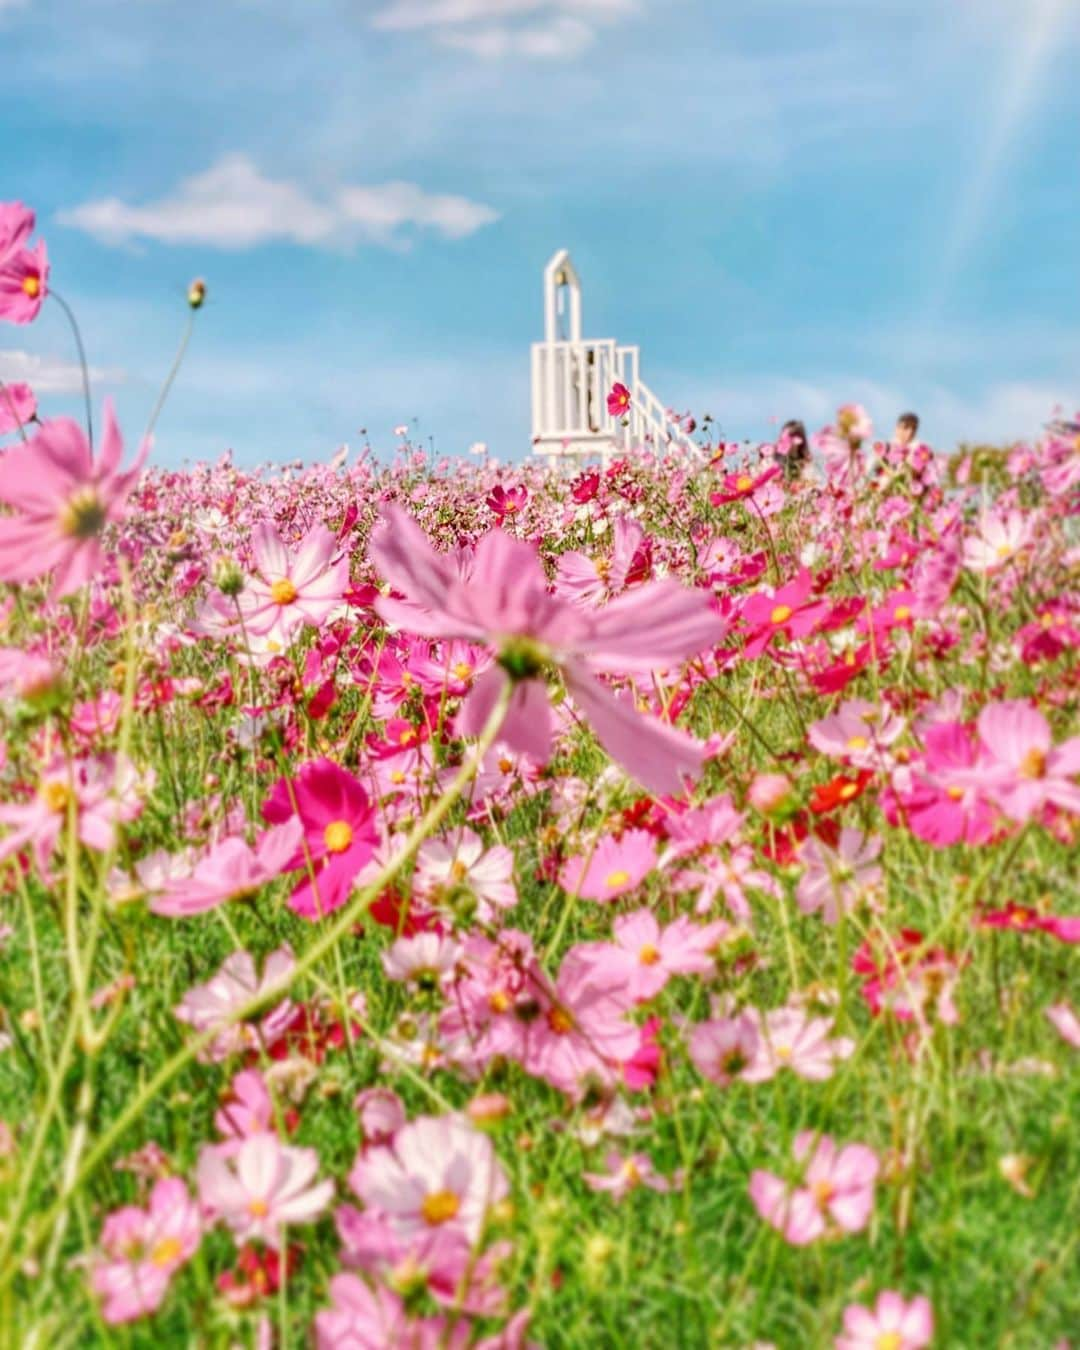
0,238,49,323
709,465,781,505
0,400,147,597
262,759,379,919
835,1290,933,1350
486,483,528,517
369,506,723,794
91,1177,200,1324
607,381,631,417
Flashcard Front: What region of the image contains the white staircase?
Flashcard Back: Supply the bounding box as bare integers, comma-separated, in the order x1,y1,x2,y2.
530,250,703,468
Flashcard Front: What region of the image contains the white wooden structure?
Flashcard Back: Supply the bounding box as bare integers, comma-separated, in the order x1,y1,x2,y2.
530,249,702,467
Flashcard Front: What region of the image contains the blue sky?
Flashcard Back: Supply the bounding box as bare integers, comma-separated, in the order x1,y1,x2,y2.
2,0,1078,465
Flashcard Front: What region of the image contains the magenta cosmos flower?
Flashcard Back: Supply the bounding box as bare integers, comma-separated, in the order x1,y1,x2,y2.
263,759,379,919
0,400,147,597
369,506,724,795
91,1177,200,1324
835,1290,933,1350
750,1131,879,1245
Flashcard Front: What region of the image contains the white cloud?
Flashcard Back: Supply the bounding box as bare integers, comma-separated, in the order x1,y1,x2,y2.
0,349,126,394
57,155,500,251
371,0,637,59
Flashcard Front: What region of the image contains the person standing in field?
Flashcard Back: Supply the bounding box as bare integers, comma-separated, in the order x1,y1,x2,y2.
779,419,811,481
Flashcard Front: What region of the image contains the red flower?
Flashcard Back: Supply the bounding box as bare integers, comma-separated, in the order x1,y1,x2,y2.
570,470,600,503
809,771,875,815
607,382,632,417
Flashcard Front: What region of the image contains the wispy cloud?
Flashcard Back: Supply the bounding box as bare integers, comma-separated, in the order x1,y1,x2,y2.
57,154,500,250
371,0,637,59
0,349,126,394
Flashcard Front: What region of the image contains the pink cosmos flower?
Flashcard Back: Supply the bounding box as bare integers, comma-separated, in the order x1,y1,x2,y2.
314,1274,412,1349
797,827,883,923
749,1131,879,1245
554,515,648,607
835,1291,933,1350
413,827,517,921
962,509,1035,572
560,828,657,901
262,759,379,919
369,506,722,795
970,700,1080,822
0,753,146,878
710,465,781,505
741,1005,855,1083
0,380,35,436
0,202,35,263
1046,1001,1080,1049
354,1087,407,1148
522,951,640,1096
198,1133,334,1249
174,945,296,1061
583,1150,674,1200
688,1013,760,1086
348,1112,509,1246
893,720,996,847
150,819,302,917
0,400,147,597
808,700,905,769
91,1177,200,1324
575,909,723,1001
241,521,349,645
382,931,463,988
214,1069,275,1150
0,238,48,324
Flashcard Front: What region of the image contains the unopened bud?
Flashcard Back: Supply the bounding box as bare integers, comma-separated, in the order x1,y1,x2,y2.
188,278,207,310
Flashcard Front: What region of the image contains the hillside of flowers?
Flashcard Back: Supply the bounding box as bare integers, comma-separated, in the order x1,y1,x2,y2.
1,200,1079,1348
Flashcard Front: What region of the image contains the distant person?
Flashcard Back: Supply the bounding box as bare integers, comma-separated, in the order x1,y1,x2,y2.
893,411,920,448
779,419,811,481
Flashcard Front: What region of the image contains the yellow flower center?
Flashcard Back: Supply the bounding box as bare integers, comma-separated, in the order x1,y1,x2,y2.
150,1236,183,1267
947,786,964,801
839,783,859,800
323,820,353,853
248,1198,269,1218
451,662,473,681
621,1159,643,1185
398,726,417,745
638,944,661,965
40,780,70,813
811,1179,834,1206
846,735,869,751
594,556,612,581
489,990,511,1014
450,860,468,882
995,543,1013,559
893,605,911,621
770,604,793,625
270,578,298,605
57,487,106,540
421,1189,461,1225
736,474,753,491
22,275,40,298
548,1006,575,1035
1018,748,1045,780
774,1044,792,1061
876,1335,903,1350
605,868,631,889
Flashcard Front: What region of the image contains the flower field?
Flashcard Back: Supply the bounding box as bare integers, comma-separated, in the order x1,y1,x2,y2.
1,201,1079,1347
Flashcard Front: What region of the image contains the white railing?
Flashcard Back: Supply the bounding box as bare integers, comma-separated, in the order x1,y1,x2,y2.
531,337,703,464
